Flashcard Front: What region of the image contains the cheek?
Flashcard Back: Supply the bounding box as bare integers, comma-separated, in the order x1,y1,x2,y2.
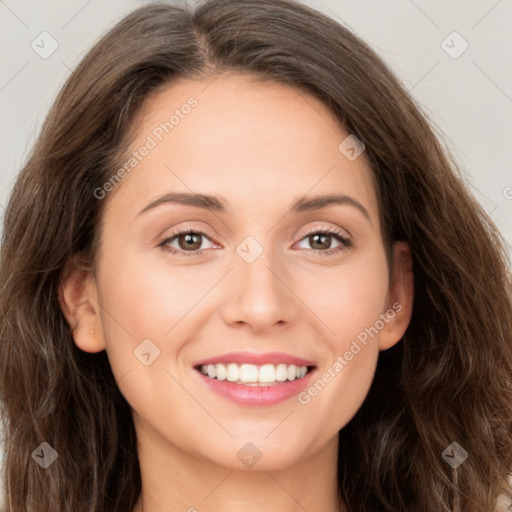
300,247,390,345
94,245,180,388
294,248,388,427
94,251,197,433
97,244,203,340
94,243,221,392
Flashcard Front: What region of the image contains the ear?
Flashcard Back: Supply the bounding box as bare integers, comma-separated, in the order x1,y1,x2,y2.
378,241,414,351
57,257,106,353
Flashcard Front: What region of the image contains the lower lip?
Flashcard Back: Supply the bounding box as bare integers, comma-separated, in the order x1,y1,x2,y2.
195,369,316,406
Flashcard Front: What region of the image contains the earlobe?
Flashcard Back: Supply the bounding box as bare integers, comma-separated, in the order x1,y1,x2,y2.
57,258,106,353
378,241,414,351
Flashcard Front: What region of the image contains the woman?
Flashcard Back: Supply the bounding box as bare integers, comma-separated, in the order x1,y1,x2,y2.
1,0,511,510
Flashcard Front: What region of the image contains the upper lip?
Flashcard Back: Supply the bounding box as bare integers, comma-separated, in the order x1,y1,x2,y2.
194,351,316,368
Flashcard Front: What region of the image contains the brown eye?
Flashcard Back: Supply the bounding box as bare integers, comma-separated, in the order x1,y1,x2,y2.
308,233,333,251
296,228,352,255
177,233,203,251
160,229,215,256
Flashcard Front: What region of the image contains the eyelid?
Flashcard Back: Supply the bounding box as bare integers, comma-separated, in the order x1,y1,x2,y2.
299,224,351,241
158,222,217,242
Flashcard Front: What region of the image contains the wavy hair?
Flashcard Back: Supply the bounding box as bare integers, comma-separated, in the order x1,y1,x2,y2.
1,0,511,511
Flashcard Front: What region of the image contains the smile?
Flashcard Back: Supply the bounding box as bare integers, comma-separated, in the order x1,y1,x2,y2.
193,352,317,406
198,363,310,385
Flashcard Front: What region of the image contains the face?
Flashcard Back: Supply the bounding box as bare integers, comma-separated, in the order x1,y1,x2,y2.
61,73,413,471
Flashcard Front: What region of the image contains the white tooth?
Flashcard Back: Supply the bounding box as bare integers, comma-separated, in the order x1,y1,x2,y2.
299,366,308,378
201,365,208,375
226,363,240,382
259,364,276,383
287,365,297,381
207,364,216,378
295,366,301,378
239,364,258,383
216,364,227,381
276,364,288,382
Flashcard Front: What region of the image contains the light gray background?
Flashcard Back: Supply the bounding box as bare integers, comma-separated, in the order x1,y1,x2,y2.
0,0,511,494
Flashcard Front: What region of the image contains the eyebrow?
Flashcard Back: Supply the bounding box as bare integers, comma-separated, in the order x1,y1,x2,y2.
137,192,371,222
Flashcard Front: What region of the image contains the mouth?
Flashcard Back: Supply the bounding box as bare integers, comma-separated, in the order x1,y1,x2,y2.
195,362,314,386
193,352,317,406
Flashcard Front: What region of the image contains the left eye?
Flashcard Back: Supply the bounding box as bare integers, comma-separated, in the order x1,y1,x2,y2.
160,230,214,255
295,231,348,252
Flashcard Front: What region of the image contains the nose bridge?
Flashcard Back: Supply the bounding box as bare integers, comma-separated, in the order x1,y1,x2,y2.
220,234,296,330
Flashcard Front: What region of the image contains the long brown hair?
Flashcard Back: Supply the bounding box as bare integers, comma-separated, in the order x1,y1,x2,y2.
1,1,511,510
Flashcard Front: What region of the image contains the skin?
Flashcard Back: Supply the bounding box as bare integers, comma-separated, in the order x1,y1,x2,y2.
59,73,414,512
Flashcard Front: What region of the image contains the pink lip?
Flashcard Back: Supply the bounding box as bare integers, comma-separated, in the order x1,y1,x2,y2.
194,351,315,367
196,369,316,406
193,352,317,407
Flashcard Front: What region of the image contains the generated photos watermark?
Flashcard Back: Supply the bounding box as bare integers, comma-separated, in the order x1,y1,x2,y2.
94,97,198,200
298,301,403,405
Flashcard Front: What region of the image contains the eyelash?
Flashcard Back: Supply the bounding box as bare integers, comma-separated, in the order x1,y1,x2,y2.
158,225,352,257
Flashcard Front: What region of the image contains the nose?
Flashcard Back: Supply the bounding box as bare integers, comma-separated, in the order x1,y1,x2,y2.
219,244,298,334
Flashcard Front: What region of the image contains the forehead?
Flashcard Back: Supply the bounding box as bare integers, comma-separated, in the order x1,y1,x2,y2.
106,73,378,224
